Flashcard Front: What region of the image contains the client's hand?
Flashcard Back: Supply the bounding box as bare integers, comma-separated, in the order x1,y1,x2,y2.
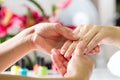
60,25,100,59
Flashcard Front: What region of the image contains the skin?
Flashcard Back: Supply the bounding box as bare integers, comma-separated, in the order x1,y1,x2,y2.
0,23,93,80
51,43,94,80
60,24,100,59
0,23,79,72
0,45,94,80
61,24,120,58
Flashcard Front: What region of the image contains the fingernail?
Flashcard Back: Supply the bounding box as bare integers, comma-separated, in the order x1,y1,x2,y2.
84,49,88,53
60,50,65,55
73,34,79,39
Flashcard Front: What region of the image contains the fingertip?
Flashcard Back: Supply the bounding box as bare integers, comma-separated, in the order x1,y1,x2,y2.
51,48,57,54
60,49,65,55
64,53,71,60
59,67,66,76
72,34,79,40
57,24,79,40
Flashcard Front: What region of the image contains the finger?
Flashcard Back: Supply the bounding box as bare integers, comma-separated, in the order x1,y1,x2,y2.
64,25,91,58
60,40,72,55
55,23,79,40
86,32,103,53
51,49,67,75
73,41,85,56
88,45,100,54
80,26,99,52
57,49,68,68
95,46,100,53
60,25,81,55
64,41,78,59
77,24,93,37
73,25,82,34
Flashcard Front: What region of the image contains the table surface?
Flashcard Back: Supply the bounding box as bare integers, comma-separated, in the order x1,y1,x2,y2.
2,68,120,80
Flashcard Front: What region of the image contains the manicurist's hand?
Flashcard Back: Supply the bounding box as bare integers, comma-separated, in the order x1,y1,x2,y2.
31,23,79,53
51,43,94,80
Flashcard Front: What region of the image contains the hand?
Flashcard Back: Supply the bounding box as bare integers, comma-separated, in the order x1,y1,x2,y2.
60,25,100,59
72,25,120,53
51,43,94,80
31,23,78,53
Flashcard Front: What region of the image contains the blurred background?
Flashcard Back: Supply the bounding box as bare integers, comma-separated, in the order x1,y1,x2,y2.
0,0,120,70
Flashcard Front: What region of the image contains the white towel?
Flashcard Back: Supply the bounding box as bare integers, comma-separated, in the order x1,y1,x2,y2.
107,51,120,77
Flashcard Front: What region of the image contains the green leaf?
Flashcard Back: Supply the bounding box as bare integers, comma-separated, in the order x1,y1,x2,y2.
52,4,57,13
28,0,46,16
27,8,34,19
0,34,14,43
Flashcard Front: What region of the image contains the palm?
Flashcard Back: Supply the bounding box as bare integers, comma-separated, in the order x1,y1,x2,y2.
39,34,66,53
33,23,68,53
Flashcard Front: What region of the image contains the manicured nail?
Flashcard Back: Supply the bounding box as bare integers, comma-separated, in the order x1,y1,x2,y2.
84,49,88,53
60,50,66,55
73,34,79,39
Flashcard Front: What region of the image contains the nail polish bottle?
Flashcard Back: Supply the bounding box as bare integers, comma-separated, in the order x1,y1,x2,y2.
11,62,20,75
38,57,48,77
33,57,41,74
18,59,28,76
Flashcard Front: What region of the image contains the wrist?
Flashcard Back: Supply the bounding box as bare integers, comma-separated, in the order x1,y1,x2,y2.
15,27,36,51
113,27,120,48
25,27,37,50
115,27,120,48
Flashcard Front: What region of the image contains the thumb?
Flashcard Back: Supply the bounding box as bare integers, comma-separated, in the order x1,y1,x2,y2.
55,23,79,40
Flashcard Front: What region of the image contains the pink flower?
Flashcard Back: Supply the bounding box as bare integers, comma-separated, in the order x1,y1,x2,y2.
26,6,44,23
0,24,7,37
0,6,25,37
0,6,7,23
20,15,29,26
67,25,76,30
10,14,24,29
57,0,72,9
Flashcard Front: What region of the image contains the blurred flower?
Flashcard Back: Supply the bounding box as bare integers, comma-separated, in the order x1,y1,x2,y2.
0,24,7,37
57,0,72,9
0,6,24,37
0,0,74,39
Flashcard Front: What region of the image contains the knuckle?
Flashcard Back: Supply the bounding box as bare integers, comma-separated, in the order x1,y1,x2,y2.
83,38,88,43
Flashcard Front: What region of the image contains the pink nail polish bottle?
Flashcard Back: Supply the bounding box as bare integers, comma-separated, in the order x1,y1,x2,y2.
33,57,41,74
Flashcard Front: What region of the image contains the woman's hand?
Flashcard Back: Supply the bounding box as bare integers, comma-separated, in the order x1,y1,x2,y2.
31,23,78,54
60,25,100,59
51,43,94,80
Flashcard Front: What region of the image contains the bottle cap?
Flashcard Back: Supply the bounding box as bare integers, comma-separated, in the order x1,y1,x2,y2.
40,57,45,66
19,59,26,68
15,62,19,66
36,57,41,64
